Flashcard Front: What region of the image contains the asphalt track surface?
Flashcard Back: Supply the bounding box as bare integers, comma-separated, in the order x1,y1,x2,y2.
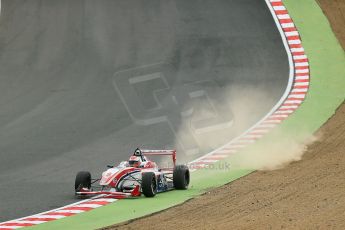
0,0,288,222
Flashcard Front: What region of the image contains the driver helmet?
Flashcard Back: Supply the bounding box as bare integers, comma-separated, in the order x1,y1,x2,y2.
134,148,142,156
128,156,141,167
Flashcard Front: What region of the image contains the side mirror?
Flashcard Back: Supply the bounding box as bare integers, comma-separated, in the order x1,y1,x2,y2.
107,165,114,168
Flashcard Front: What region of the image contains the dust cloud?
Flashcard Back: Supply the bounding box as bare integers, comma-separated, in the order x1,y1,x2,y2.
235,132,319,171
173,84,317,170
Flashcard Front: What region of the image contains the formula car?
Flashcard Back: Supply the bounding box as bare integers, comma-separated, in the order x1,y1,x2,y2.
74,148,190,198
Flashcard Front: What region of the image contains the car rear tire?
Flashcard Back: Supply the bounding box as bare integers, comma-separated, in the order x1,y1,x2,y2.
173,165,190,189
141,172,157,197
75,171,91,192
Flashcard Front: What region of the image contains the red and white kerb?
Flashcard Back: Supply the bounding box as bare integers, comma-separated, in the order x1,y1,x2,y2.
0,0,310,228
0,198,117,229
188,0,310,169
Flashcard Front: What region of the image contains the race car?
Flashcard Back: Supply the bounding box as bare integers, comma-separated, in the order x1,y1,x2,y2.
74,148,190,198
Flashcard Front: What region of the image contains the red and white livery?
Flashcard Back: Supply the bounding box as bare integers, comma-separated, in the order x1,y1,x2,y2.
75,148,190,199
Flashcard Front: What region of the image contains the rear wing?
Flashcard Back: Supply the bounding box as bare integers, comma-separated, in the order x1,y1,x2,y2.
141,149,176,169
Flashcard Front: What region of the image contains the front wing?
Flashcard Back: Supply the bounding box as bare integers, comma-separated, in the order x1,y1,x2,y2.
76,185,140,199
